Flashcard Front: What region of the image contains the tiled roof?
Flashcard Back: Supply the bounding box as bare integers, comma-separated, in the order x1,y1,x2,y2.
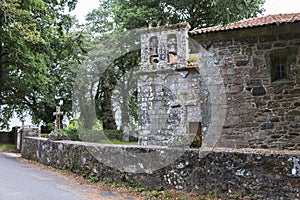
190,13,300,35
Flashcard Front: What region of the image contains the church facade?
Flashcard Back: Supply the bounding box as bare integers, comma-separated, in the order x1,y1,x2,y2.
137,13,300,150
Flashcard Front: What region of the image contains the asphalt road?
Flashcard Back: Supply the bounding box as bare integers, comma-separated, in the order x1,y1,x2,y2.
0,153,89,200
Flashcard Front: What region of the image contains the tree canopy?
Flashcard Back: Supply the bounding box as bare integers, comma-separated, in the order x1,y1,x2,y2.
101,0,265,30
0,0,79,128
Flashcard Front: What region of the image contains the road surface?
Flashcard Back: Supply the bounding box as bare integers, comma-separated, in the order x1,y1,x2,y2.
0,152,135,200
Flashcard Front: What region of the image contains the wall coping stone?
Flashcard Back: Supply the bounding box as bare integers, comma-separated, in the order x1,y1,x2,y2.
25,137,300,155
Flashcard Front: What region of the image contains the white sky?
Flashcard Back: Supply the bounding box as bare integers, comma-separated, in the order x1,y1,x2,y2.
7,0,300,129
263,0,300,15
72,0,300,23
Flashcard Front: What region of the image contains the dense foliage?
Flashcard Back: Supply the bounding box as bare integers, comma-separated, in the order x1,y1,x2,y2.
102,0,265,30
0,0,79,128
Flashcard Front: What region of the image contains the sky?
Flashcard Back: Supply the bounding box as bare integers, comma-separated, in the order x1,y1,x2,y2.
7,0,300,129
71,0,300,24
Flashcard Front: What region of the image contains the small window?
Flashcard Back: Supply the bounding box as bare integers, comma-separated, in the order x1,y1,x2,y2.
167,34,178,63
149,36,159,63
149,36,158,56
271,55,288,81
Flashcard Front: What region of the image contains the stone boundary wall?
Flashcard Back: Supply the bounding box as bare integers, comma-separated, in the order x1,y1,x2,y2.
22,137,300,199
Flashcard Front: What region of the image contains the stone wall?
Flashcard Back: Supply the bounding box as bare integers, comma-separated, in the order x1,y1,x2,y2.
138,69,202,146
22,137,300,199
193,22,300,150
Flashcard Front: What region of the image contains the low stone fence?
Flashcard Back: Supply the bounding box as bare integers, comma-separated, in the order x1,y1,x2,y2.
22,137,300,199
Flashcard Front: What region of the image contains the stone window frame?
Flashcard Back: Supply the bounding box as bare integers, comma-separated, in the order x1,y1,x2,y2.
167,34,177,55
167,34,178,64
268,47,298,83
149,36,159,64
149,36,158,56
270,54,288,81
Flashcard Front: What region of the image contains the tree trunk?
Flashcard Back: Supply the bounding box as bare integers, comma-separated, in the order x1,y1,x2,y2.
100,87,117,130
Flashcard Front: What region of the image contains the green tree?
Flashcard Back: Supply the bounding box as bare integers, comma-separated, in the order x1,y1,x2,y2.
111,0,265,29
74,29,140,130
0,0,79,129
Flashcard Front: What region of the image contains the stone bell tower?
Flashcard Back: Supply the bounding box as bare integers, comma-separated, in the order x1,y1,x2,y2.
137,23,202,146
140,23,190,69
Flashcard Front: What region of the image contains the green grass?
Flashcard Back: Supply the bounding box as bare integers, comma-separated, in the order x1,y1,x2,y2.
88,176,99,183
0,144,16,152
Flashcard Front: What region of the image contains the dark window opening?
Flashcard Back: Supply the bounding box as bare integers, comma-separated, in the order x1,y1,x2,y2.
271,55,288,81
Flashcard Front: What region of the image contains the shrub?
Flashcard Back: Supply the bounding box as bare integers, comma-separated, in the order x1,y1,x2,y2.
187,54,198,63
41,123,55,133
104,129,123,141
62,128,80,141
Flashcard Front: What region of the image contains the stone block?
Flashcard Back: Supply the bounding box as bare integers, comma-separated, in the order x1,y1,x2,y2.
290,123,300,128
278,33,300,40
267,101,281,109
212,39,233,48
234,36,258,45
251,86,267,96
225,85,243,94
256,116,269,122
294,102,300,107
218,48,240,55
270,117,280,122
239,122,259,128
241,115,255,122
257,43,272,50
274,95,284,100
291,89,300,96
273,42,287,47
246,79,262,87
287,110,300,116
236,60,249,66
260,123,274,130
252,57,265,67
259,35,277,43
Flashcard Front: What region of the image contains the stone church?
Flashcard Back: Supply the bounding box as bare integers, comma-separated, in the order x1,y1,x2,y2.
137,13,300,150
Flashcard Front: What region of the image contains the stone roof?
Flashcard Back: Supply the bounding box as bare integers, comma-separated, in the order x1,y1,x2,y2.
190,13,300,35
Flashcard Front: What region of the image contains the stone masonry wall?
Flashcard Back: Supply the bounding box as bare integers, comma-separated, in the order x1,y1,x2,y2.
22,137,300,199
193,22,300,150
138,23,204,146
138,69,202,146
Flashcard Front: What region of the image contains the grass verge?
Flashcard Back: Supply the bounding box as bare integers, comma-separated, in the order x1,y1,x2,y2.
0,144,16,152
